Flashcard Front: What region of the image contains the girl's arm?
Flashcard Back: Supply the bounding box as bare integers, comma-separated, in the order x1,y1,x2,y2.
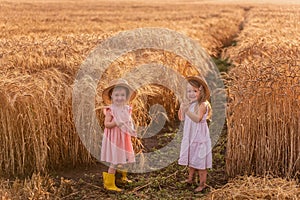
104,110,117,128
185,102,207,123
178,107,185,121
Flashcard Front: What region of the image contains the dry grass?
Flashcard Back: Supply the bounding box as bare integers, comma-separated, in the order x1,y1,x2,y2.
0,173,298,199
207,175,300,199
0,173,85,199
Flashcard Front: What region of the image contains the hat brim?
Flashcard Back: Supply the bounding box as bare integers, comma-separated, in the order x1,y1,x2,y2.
186,76,210,101
102,83,136,104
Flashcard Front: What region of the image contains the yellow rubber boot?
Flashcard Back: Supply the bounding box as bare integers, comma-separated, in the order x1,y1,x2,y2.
117,170,132,184
103,172,122,192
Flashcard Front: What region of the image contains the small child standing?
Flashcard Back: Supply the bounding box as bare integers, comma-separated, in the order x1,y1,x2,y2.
178,76,212,193
101,79,137,192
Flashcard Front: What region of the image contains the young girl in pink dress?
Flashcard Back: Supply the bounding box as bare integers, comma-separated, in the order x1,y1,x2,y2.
101,79,137,192
178,76,212,193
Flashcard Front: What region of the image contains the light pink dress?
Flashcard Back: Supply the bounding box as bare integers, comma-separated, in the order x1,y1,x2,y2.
178,102,212,170
101,105,136,165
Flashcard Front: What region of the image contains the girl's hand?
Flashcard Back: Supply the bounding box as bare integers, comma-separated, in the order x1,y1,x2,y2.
180,102,189,113
106,110,112,117
104,109,118,128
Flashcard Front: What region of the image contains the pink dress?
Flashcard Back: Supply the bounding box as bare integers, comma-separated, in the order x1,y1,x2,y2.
101,105,136,165
178,102,212,170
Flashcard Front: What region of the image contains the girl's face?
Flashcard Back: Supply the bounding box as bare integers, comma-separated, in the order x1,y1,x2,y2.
111,87,128,105
186,83,201,102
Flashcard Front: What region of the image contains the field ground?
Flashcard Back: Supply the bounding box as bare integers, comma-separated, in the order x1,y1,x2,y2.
0,0,299,199
0,130,229,199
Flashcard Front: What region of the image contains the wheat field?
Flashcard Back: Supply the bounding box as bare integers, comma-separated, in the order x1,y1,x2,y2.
0,0,299,199
223,5,300,178
0,0,245,176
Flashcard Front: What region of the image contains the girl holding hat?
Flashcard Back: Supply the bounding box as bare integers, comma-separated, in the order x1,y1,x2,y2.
101,78,137,192
178,76,212,193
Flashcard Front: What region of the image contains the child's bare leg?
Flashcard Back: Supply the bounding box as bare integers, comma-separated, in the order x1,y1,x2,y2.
181,167,195,183
108,164,117,174
195,169,207,192
188,167,196,182
187,167,195,183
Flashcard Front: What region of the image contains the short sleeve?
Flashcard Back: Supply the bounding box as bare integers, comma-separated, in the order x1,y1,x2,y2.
103,107,111,116
128,105,132,114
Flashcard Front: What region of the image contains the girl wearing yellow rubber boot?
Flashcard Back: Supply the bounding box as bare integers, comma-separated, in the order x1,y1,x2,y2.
101,79,137,192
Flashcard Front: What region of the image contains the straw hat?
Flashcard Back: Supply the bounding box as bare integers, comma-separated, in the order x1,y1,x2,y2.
102,78,136,104
186,76,210,101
